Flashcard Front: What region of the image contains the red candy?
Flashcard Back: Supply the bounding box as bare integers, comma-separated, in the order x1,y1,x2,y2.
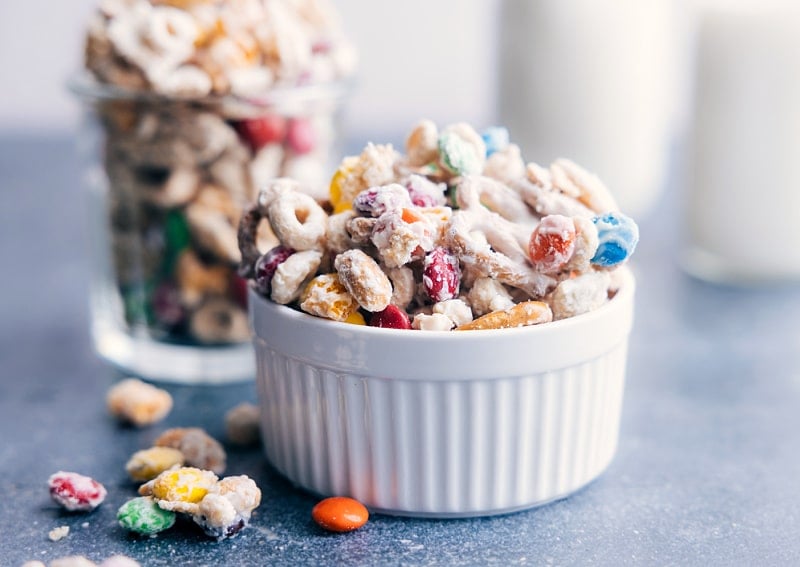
369,305,411,329
48,471,107,512
286,118,316,154
235,115,287,151
528,215,577,274
422,247,461,302
255,246,296,295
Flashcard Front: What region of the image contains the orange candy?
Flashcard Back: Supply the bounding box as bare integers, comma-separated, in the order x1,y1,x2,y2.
312,496,369,533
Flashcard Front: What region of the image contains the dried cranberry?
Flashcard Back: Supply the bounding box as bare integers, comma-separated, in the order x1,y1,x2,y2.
254,246,295,295
422,247,460,302
369,305,411,329
235,115,287,151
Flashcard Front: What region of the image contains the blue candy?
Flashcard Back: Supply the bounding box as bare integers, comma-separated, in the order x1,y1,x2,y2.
481,126,510,157
591,212,639,267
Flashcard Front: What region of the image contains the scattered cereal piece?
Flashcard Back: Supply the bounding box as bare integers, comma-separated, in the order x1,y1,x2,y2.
312,496,369,533
224,402,261,446
49,557,97,567
99,556,141,567
154,427,226,474
125,446,185,482
48,525,70,541
117,496,176,536
107,378,173,427
48,471,107,512
191,475,262,540
21,562,46,567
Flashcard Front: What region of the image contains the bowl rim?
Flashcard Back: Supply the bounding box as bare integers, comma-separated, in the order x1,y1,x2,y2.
249,267,636,380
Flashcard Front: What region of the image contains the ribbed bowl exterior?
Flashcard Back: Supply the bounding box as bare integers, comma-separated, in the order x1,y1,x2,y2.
251,269,635,517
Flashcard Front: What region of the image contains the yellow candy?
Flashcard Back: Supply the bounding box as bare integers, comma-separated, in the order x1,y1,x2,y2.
125,447,186,482
299,274,358,321
150,467,218,504
344,310,366,325
329,156,358,213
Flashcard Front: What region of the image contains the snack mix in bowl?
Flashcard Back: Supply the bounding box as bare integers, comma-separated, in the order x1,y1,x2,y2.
72,0,356,382
240,121,639,517
239,120,639,329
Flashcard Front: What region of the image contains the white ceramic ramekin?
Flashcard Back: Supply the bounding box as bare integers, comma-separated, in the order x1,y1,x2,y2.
250,268,635,517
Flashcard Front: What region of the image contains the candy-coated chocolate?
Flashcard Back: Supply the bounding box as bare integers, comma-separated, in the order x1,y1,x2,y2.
591,212,639,267
312,496,369,532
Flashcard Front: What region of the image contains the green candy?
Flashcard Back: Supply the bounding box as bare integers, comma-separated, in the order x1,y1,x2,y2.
438,131,484,176
162,211,192,276
117,496,176,535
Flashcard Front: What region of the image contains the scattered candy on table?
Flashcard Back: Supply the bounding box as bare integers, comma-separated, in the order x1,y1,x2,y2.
48,471,107,512
125,446,186,483
224,402,262,447
237,120,640,331
117,496,176,536
312,496,369,533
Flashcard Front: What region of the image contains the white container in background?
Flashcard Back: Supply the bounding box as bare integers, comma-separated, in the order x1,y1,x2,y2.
251,269,635,517
498,0,686,218
683,1,800,284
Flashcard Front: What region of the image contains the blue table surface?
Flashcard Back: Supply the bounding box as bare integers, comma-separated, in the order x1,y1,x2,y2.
1,135,799,566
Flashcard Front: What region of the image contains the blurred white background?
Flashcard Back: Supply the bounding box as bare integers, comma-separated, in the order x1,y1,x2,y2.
0,0,499,138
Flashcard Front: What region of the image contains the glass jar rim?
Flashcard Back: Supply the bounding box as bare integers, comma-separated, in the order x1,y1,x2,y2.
67,71,354,108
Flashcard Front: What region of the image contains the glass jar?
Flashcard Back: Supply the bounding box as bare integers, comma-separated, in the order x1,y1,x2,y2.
70,75,351,383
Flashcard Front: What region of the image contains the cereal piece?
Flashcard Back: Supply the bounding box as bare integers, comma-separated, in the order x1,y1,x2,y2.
117,496,176,536
224,402,261,446
345,215,377,245
369,305,411,329
154,427,226,474
551,158,619,214
253,245,296,296
456,301,553,331
107,378,173,427
483,144,527,185
564,216,600,273
184,184,242,264
481,126,510,157
331,144,399,213
270,249,323,305
48,525,70,541
21,561,47,567
189,296,250,344
405,119,439,166
513,173,596,219
528,215,577,274
125,447,185,482
326,209,357,254
386,265,415,309
412,312,455,331
432,299,473,327
175,250,230,307
49,558,97,567
467,277,515,316
49,472,107,512
371,209,436,268
100,556,141,567
268,191,327,251
334,249,393,312
141,467,219,509
422,246,461,302
138,166,199,209
548,271,611,320
353,184,412,217
591,212,639,268
300,273,359,321
191,475,262,539
437,123,486,176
